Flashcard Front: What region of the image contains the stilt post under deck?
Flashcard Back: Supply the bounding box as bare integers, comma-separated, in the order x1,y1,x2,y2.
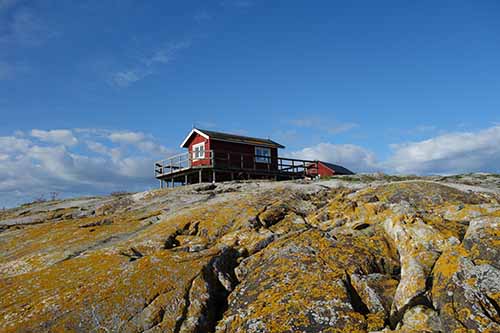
212,170,216,183
198,169,202,183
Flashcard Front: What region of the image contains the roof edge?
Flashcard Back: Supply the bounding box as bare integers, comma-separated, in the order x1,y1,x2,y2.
209,137,285,148
181,128,285,149
179,128,209,148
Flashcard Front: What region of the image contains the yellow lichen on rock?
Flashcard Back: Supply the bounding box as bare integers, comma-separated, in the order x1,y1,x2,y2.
0,177,499,332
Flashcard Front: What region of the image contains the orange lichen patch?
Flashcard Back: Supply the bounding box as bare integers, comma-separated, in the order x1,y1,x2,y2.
366,312,385,331
418,215,467,241
127,188,311,256
0,213,150,277
372,181,487,206
316,181,489,233
219,227,401,332
308,190,391,232
0,248,211,332
223,260,366,331
268,212,307,235
431,216,500,332
123,193,269,254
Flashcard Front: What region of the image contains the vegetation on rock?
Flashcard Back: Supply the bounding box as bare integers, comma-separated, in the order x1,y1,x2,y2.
0,175,499,332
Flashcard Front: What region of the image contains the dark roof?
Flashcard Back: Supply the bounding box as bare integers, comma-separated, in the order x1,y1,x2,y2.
320,161,355,175
195,128,285,148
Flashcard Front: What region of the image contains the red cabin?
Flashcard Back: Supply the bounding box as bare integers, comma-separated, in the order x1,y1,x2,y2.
180,128,284,170
154,128,353,187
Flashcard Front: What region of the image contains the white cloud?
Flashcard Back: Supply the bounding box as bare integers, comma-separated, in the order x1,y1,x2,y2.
109,41,191,88
0,128,174,207
108,130,170,155
109,131,145,144
288,125,500,175
86,141,110,155
142,42,190,66
289,143,379,173
31,129,78,146
387,125,500,174
0,136,31,153
110,70,150,88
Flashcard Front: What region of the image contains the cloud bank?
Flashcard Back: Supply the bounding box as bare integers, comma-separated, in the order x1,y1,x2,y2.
289,125,500,175
386,125,500,174
0,129,173,207
288,143,379,173
1,125,499,208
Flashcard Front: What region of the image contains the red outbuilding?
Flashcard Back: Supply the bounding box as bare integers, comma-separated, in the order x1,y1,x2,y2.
306,161,354,178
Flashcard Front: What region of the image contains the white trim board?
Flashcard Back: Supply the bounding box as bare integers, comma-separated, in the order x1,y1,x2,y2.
180,129,209,148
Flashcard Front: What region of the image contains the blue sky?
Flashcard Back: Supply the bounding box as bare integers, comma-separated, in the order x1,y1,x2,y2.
1,0,499,206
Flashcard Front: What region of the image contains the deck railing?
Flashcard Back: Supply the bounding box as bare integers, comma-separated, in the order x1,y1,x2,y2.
155,150,318,178
154,150,213,176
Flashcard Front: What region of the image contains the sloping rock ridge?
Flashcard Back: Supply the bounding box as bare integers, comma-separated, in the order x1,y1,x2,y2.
0,174,499,332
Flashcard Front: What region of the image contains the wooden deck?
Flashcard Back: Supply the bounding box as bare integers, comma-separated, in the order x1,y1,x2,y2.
154,150,318,187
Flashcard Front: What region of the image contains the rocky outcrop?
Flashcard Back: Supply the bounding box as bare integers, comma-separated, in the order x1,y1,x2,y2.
0,174,499,332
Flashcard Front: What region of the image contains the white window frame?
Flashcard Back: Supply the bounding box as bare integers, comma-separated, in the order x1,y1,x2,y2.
255,146,271,164
192,142,206,160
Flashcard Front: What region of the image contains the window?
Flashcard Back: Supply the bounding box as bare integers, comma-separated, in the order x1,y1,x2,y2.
192,142,205,160
255,147,271,163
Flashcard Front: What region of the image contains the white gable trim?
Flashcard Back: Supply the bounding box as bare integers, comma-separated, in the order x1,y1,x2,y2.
180,129,210,148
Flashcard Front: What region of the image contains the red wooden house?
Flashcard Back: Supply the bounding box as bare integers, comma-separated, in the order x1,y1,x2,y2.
155,128,353,187
181,128,283,169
